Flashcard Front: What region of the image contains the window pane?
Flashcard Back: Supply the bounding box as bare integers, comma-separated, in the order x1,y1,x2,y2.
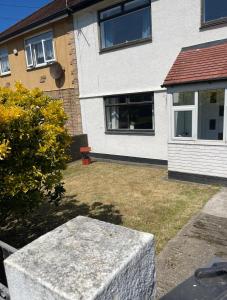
106,96,126,105
204,0,227,22
100,6,122,20
174,111,192,137
129,92,153,103
0,48,8,57
105,93,154,131
101,7,151,48
124,0,150,11
173,92,194,106
25,46,33,66
33,42,44,65
43,39,54,61
0,56,10,73
198,89,224,140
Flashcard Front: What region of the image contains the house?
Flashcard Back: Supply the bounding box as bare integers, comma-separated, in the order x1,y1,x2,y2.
71,0,227,184
0,0,91,159
1,0,227,185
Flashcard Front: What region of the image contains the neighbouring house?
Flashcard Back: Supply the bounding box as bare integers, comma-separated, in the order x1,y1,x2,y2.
0,0,91,159
71,0,227,184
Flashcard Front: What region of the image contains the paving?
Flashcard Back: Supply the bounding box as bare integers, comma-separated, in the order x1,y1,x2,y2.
156,187,227,299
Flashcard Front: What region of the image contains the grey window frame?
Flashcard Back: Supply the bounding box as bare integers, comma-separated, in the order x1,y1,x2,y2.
98,0,152,52
201,0,227,29
104,92,155,136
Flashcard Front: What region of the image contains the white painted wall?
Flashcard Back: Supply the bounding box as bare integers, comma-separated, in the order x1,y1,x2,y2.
168,143,227,178
81,91,168,160
74,0,227,161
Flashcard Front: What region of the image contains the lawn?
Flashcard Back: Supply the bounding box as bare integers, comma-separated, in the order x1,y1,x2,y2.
63,161,219,252
0,161,219,253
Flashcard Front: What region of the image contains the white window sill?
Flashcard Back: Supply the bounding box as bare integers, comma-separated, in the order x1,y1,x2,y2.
0,71,11,77
27,61,55,71
169,139,227,146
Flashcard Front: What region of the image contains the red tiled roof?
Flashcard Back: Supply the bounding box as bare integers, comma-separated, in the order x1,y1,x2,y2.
0,0,103,43
163,40,227,87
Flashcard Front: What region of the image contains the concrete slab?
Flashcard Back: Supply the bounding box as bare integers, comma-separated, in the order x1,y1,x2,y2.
156,188,227,299
4,216,155,300
202,187,227,218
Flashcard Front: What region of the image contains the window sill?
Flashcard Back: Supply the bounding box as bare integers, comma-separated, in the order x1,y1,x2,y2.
200,18,227,30
99,37,152,54
0,72,11,77
105,130,155,136
169,139,227,146
27,61,56,71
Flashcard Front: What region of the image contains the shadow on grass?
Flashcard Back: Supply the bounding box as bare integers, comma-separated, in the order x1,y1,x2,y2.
0,195,122,249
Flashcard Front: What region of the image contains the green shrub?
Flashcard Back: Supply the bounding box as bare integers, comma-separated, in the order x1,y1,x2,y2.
0,83,71,219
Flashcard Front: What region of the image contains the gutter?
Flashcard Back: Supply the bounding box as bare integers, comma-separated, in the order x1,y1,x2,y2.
0,13,68,45
0,0,104,45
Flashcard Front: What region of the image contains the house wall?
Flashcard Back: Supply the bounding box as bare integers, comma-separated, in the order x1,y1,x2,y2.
81,91,168,160
0,17,82,136
168,143,227,178
73,0,227,161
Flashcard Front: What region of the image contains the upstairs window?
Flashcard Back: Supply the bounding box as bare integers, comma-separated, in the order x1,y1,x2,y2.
0,48,10,75
25,31,55,68
203,0,227,24
99,0,151,50
105,92,154,133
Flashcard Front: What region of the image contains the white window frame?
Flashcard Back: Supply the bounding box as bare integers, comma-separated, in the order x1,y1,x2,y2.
171,93,197,141
25,31,56,69
0,48,10,76
170,87,227,143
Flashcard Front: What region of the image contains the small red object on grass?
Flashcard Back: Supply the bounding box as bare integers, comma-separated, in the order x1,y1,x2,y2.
80,147,92,165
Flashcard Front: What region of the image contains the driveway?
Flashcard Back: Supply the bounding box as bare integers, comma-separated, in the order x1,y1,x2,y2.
156,187,227,299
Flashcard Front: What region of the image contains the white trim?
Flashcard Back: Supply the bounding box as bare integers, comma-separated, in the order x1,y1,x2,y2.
79,87,166,99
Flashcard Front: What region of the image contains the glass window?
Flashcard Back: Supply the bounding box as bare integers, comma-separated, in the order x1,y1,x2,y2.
174,111,192,138
25,32,55,68
198,89,224,140
0,48,10,75
203,0,227,23
105,92,154,131
99,0,151,49
173,92,194,106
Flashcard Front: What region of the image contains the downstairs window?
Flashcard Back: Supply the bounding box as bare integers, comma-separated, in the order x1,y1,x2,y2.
105,92,154,133
172,89,225,141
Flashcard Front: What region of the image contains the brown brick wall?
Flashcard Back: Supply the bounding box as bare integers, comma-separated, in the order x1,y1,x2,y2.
45,16,83,136
44,88,82,136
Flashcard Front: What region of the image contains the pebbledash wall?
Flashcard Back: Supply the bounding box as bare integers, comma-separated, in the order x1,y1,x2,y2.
73,0,227,166
0,17,82,137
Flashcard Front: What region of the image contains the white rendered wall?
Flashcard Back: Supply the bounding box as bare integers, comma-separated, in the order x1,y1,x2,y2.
74,0,227,160
80,92,168,160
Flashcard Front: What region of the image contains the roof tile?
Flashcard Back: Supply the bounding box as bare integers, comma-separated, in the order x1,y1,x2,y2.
163,41,227,87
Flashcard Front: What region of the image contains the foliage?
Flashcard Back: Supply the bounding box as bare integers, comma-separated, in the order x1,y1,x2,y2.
0,83,71,219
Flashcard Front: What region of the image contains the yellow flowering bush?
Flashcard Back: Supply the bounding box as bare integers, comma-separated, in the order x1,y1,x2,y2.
0,83,71,218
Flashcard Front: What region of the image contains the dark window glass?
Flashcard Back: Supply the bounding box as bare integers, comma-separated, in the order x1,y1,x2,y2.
105,93,154,131
99,0,151,49
198,89,224,140
204,0,227,23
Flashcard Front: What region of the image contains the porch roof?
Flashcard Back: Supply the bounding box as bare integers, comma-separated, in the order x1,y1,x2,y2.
163,39,227,87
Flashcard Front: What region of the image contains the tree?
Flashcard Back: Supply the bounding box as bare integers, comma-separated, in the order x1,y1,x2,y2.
0,83,71,219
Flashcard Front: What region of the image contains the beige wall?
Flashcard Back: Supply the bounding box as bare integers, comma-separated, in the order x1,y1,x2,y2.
0,17,75,91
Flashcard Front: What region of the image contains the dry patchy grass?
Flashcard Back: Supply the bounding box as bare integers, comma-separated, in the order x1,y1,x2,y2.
64,161,219,253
